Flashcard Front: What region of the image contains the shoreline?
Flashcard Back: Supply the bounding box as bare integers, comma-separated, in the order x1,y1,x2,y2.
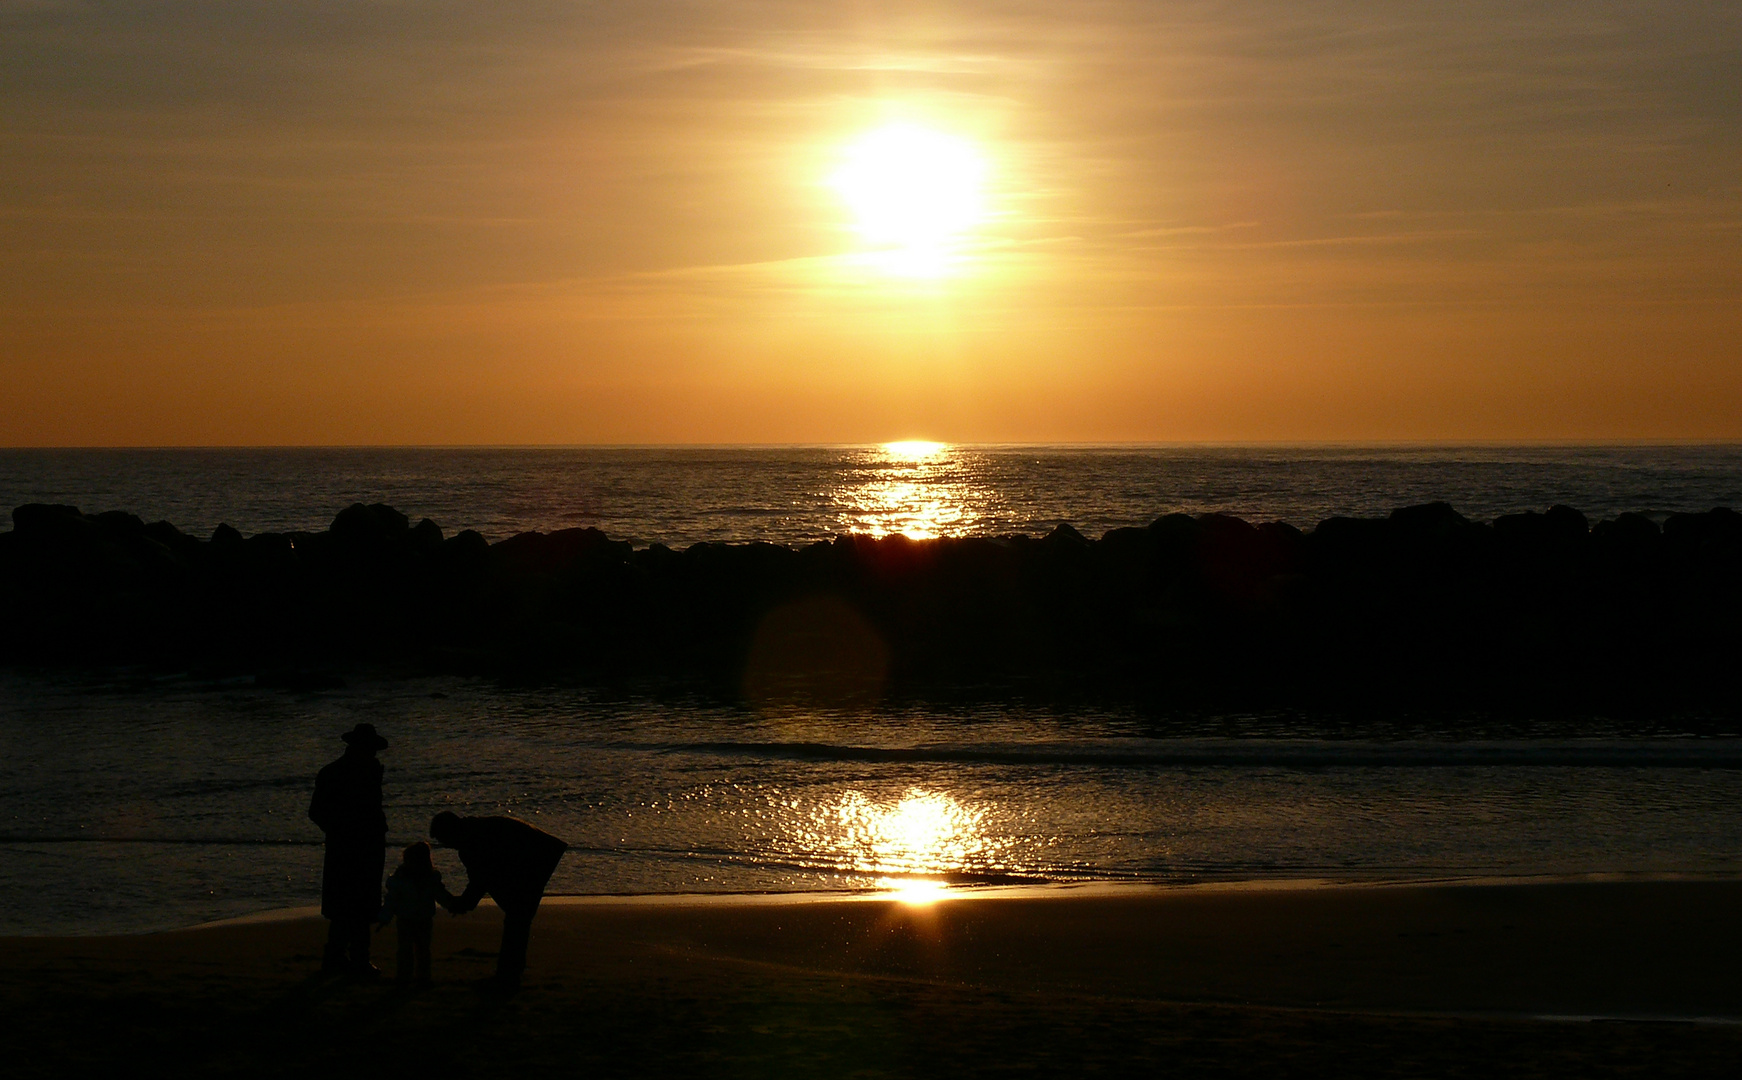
13,870,1738,938
7,876,1741,1075
2,869,1734,940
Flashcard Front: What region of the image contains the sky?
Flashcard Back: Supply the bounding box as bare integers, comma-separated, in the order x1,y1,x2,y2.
2,1,1739,446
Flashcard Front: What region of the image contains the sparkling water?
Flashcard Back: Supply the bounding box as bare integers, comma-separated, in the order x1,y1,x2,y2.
3,444,1740,544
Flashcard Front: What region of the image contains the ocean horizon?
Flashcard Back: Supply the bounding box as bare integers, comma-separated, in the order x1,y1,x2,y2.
5,443,1740,548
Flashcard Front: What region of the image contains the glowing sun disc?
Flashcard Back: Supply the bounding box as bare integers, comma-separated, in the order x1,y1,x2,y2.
884,440,946,460
831,124,987,250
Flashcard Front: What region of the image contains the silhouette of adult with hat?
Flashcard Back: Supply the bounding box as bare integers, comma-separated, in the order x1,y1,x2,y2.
430,811,568,993
309,723,389,976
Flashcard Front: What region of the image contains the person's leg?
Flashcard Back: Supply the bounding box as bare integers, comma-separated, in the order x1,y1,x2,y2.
395,921,414,984
413,919,433,985
323,919,349,973
493,852,560,990
344,916,375,974
496,902,536,990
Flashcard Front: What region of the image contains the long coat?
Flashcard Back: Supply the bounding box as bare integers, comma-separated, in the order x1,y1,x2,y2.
308,752,387,920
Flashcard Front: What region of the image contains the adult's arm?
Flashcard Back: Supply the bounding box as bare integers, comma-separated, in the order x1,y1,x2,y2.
434,876,471,915
447,880,486,914
445,854,488,914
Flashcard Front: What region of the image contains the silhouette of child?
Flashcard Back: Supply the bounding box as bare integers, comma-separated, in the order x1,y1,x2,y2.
377,842,452,986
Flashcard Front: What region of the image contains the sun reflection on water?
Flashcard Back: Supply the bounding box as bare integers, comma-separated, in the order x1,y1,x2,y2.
878,877,950,905
837,442,991,539
824,789,989,899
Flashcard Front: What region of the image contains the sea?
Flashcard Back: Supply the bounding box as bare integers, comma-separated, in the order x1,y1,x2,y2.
3,444,1741,935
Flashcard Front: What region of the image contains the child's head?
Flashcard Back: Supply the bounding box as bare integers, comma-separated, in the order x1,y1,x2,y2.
401,841,433,876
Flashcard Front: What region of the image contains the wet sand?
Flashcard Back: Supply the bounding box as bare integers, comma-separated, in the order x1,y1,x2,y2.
4,879,1741,1077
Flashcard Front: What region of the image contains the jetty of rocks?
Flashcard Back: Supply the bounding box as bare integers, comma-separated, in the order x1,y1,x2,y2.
3,501,1738,712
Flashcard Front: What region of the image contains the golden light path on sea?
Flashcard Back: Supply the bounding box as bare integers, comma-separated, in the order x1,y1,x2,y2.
836,442,989,540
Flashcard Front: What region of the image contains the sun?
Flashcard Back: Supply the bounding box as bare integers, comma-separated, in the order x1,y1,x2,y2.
830,123,988,276
883,440,946,461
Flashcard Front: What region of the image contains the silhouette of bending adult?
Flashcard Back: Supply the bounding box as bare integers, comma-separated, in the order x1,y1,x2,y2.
430,812,568,992
308,723,389,976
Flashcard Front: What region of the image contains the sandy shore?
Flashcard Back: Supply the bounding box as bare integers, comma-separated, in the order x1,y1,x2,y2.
5,879,1741,1076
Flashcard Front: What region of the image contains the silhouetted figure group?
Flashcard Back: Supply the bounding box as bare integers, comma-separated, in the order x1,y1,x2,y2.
308,723,568,994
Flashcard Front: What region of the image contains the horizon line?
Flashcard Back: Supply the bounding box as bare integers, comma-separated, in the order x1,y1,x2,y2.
4,438,1741,452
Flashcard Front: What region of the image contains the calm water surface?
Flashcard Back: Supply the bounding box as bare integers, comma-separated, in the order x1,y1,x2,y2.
3,673,1739,935
3,444,1740,544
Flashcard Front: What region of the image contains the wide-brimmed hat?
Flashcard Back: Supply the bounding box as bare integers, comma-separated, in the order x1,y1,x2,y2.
340,722,388,750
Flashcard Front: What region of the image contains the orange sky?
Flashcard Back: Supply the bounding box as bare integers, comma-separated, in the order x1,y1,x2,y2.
3,2,1739,445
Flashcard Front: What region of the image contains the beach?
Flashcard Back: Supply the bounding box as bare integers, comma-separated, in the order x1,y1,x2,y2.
5,878,1740,1077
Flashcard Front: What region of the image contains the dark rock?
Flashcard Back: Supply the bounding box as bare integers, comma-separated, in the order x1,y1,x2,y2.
853,533,935,581
1307,515,1391,567
243,532,298,574
1098,526,1151,554
330,503,411,556
1545,504,1589,538
1042,523,1090,549
440,529,489,569
1665,508,1742,560
3,499,1739,715
490,527,632,579
92,511,146,537
1592,512,1662,567
411,518,444,551
1389,501,1470,537
12,504,92,540
143,521,200,562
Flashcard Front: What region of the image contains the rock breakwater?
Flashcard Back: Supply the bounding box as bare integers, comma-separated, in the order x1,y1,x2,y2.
3,501,1738,712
